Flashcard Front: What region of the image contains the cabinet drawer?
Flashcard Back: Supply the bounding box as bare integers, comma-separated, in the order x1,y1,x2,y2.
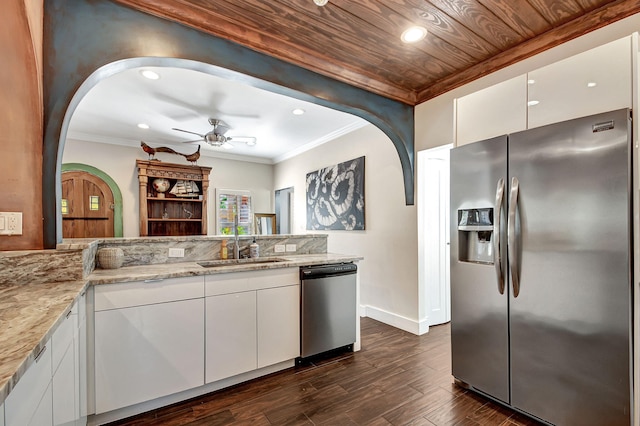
95,276,204,311
205,267,299,296
5,340,52,426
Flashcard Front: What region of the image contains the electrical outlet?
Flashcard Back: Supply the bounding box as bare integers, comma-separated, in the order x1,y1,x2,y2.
274,244,286,253
285,244,297,252
0,212,22,236
168,248,185,258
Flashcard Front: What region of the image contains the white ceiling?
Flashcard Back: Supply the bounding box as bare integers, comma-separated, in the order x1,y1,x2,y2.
67,66,367,164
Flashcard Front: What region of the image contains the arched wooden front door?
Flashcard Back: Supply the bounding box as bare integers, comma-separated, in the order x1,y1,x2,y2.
61,171,115,238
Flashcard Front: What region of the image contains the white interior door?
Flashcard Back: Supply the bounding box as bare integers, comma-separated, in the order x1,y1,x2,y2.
418,145,451,327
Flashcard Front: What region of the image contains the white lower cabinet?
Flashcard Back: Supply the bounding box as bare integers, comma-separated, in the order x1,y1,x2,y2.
257,285,300,368
91,269,300,419
5,340,53,426
52,304,77,426
94,277,205,414
52,342,76,425
76,291,88,426
0,402,4,426
5,294,86,426
30,382,53,426
205,268,300,383
205,291,257,383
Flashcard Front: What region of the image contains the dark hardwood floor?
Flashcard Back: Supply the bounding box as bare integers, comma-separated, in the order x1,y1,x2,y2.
108,318,542,426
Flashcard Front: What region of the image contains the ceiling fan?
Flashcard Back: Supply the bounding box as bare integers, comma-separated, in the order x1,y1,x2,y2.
172,118,256,149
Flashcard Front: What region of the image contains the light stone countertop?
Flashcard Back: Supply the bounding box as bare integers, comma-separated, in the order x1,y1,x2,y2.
0,253,361,405
88,253,362,284
0,279,89,404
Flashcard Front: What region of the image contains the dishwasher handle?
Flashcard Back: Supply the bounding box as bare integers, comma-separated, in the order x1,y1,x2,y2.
300,263,357,279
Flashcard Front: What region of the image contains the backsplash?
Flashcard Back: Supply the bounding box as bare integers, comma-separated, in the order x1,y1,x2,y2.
0,248,86,285
95,235,328,267
0,235,328,285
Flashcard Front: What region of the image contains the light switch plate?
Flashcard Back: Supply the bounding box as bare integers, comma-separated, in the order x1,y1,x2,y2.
274,244,286,253
0,212,22,235
168,248,185,257
285,244,297,252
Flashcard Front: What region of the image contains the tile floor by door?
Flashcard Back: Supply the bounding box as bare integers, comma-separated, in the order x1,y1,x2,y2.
108,318,542,426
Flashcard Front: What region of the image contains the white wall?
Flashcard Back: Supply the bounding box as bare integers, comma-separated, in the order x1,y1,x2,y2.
62,139,274,237
274,124,420,330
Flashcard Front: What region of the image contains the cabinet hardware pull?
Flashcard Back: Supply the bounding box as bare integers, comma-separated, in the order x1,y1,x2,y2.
143,278,164,283
66,310,72,319
35,345,47,363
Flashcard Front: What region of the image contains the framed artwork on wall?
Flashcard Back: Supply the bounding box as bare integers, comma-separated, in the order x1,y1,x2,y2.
306,156,365,231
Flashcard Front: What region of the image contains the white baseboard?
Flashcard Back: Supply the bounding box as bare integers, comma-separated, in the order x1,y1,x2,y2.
360,305,430,336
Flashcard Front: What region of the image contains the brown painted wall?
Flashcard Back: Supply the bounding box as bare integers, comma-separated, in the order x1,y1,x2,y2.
0,0,44,250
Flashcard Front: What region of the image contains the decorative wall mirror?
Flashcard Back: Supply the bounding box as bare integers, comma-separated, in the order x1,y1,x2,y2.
255,213,276,235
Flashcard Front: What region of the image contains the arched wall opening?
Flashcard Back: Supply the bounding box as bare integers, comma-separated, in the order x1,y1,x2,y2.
44,0,415,247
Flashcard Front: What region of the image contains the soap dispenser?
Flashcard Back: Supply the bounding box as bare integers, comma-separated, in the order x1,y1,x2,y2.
220,239,228,260
249,238,259,258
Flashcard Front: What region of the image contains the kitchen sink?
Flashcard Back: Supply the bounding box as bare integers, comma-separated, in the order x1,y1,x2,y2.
197,257,287,268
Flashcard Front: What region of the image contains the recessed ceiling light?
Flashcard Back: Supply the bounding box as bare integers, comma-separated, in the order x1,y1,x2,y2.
401,26,427,43
587,82,597,88
292,108,305,115
527,100,540,107
527,79,536,85
137,123,150,129
140,70,160,80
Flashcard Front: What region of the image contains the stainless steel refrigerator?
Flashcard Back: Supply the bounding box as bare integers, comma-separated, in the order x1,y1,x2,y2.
450,108,632,425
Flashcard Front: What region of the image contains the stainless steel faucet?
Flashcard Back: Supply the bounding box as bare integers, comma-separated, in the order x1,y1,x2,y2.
233,214,240,259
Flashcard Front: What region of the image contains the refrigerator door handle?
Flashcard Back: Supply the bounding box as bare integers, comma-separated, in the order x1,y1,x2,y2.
493,178,505,294
508,177,521,297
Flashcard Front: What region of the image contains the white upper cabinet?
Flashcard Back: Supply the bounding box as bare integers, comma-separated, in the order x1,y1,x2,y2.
455,75,527,146
527,36,632,129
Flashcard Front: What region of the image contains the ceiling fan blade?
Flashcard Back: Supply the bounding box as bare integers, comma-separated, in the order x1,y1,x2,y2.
221,142,234,149
172,128,205,137
228,136,256,143
181,139,203,144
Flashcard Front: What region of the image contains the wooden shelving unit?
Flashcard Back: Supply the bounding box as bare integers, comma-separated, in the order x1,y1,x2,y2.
137,160,212,236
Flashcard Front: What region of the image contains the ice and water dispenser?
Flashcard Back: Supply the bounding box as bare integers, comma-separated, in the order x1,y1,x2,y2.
457,208,494,264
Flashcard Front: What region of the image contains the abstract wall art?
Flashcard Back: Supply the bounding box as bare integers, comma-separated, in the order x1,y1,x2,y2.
306,156,365,231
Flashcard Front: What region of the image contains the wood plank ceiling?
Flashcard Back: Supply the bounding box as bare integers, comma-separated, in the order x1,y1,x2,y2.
114,0,640,105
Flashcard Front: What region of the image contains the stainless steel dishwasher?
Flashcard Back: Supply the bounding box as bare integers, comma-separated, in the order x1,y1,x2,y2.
299,263,357,359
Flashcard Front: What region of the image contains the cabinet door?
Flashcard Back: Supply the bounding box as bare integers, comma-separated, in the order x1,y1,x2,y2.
52,343,75,426
527,36,631,128
205,291,257,383
94,298,205,414
5,341,52,426
76,314,87,425
1,402,5,426
28,383,53,426
455,75,527,146
257,285,300,368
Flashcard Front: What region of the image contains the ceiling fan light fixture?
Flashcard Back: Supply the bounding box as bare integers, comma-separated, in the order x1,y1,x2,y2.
313,0,328,6
401,26,427,43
